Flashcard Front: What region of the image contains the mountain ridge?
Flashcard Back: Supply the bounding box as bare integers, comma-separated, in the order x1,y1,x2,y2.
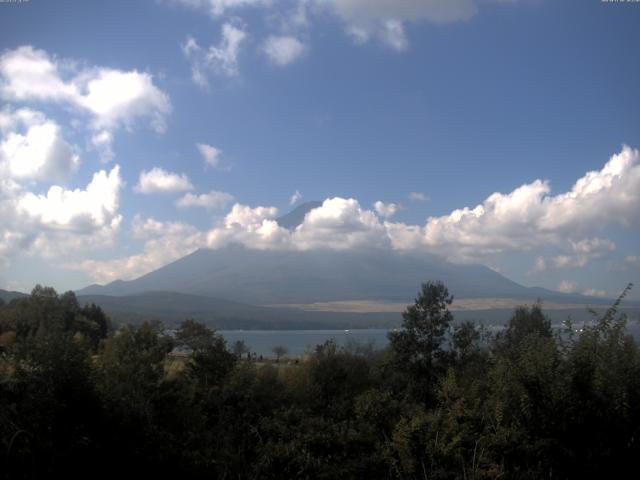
76,245,606,306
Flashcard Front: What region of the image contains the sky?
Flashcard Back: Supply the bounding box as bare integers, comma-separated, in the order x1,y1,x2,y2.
0,0,639,300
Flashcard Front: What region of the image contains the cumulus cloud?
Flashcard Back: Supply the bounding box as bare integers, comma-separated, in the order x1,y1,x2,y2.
319,0,478,25
207,203,291,250
420,146,640,259
176,190,234,210
531,256,547,273
583,288,608,298
14,166,123,256
171,0,502,54
75,68,170,133
91,130,114,163
72,216,206,283
289,189,302,206
19,166,121,230
0,107,79,182
0,45,77,102
194,146,639,260
69,146,640,283
626,256,640,268
134,167,194,194
182,23,247,86
380,19,408,51
262,35,306,65
373,201,399,219
557,280,577,294
409,191,429,202
318,0,477,49
173,0,269,17
196,142,222,168
292,197,390,250
552,237,616,269
0,46,171,159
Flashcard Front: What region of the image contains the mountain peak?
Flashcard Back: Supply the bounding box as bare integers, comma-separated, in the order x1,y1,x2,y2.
276,201,323,230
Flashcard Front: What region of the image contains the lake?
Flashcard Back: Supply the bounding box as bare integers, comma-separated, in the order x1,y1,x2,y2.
219,329,391,357
220,322,640,358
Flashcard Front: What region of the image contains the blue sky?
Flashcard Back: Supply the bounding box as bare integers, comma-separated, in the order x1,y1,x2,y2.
0,0,639,300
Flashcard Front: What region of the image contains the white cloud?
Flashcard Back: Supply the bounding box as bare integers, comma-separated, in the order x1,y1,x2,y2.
380,19,408,51
208,23,247,76
275,1,310,31
207,203,291,250
373,200,399,219
67,146,640,284
75,68,170,133
552,238,616,269
73,216,206,283
289,189,302,206
0,107,79,182
176,190,234,210
262,35,306,65
91,130,114,162
558,280,577,294
583,288,608,298
538,146,640,232
170,0,514,56
292,197,390,250
182,37,210,88
626,256,640,268
19,166,122,231
531,256,547,273
196,142,222,168
0,45,77,102
320,0,478,25
420,146,640,259
409,191,428,202
225,203,279,227
0,46,171,158
173,0,269,17
318,0,477,49
14,166,123,256
182,23,247,86
134,167,194,194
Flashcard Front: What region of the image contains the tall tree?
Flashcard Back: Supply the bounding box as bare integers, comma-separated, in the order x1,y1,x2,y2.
388,281,454,403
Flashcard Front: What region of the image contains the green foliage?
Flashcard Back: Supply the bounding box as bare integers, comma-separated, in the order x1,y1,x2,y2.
1,282,639,479
175,319,237,391
388,280,454,403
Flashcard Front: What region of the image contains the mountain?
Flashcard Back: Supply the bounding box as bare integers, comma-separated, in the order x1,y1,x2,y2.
76,291,395,329
276,201,322,230
0,289,28,303
76,201,617,325
77,245,598,306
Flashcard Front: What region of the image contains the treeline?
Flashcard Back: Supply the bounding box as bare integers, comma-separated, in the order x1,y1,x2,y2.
1,282,639,479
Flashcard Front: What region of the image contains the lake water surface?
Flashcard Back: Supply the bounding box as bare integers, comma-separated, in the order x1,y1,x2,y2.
220,322,640,358
219,329,391,357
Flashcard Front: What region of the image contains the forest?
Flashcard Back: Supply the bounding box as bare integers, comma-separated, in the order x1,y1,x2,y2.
1,281,638,479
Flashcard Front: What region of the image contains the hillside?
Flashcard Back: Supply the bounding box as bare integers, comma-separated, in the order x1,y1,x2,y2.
77,245,603,306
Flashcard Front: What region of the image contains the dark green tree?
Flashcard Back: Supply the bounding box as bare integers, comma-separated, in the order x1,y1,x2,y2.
388,280,454,402
175,319,236,391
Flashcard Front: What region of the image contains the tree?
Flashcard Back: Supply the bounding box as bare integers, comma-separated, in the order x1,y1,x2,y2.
232,339,250,358
497,301,551,352
175,319,236,389
272,345,288,361
388,281,454,402
175,318,215,352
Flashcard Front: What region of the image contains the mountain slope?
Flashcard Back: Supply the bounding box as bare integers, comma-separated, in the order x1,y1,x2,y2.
0,289,28,303
77,245,594,305
77,291,396,329
276,201,322,230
